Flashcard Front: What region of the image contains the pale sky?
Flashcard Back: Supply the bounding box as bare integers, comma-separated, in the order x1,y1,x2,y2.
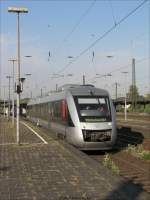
0,0,149,99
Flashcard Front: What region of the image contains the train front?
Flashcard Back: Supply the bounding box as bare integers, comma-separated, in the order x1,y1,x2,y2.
66,86,117,150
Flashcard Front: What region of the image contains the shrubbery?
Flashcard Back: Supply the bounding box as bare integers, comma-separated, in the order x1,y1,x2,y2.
116,104,150,114
144,104,150,114
116,105,124,112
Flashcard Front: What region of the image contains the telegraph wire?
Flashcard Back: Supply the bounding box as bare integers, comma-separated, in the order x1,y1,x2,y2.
52,0,96,63
87,57,150,82
57,0,148,74
109,57,150,74
63,0,97,42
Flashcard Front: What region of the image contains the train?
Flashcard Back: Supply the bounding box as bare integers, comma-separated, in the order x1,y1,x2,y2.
27,84,117,150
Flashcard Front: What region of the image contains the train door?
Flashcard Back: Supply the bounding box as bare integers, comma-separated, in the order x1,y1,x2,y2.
60,99,68,137
61,99,68,122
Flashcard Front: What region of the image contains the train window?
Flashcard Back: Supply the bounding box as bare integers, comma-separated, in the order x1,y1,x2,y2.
75,96,111,122
50,101,61,121
40,103,48,120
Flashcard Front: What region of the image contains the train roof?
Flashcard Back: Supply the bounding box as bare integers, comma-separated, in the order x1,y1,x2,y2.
65,84,109,96
28,84,109,106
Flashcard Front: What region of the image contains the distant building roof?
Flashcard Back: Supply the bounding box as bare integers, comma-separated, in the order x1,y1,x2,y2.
113,97,150,104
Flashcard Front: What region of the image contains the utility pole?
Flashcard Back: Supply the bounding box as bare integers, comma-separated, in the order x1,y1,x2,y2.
149,56,150,95
56,84,58,92
6,76,11,120
121,72,129,121
0,63,1,106
8,59,17,126
3,86,6,117
30,91,32,99
41,88,43,97
132,58,137,109
8,6,28,145
114,82,120,99
83,75,85,85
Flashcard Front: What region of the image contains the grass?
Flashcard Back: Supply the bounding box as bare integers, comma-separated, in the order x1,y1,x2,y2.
103,154,120,174
139,150,150,160
126,144,150,161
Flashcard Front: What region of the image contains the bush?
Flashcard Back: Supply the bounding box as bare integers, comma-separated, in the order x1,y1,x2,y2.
126,144,150,160
103,154,120,174
116,105,124,112
139,151,150,160
144,104,150,114
128,104,150,113
137,105,145,113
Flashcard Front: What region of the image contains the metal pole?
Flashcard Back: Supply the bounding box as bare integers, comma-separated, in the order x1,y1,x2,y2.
17,12,20,144
3,86,5,117
83,75,85,85
149,48,150,95
0,62,2,107
8,6,28,144
124,73,128,121
8,59,17,125
132,58,136,109
149,0,150,95
149,61,150,95
115,82,118,99
12,60,15,125
125,93,127,121
6,76,11,120
8,77,11,120
114,82,120,100
122,72,128,121
30,91,32,99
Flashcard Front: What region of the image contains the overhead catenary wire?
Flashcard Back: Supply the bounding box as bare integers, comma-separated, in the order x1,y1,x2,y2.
53,0,96,58
56,0,148,74
87,57,150,82
63,0,97,42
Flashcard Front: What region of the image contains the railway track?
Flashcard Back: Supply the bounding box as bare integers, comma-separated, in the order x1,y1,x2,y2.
86,128,150,194
88,151,150,193
111,153,150,192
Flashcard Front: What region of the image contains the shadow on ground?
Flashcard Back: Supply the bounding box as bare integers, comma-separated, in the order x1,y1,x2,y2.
104,179,149,200
0,166,11,171
116,127,144,147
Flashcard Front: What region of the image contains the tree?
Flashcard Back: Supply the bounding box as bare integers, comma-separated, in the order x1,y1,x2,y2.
145,93,150,100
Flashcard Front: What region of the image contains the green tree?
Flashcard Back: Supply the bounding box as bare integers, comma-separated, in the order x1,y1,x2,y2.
145,93,150,100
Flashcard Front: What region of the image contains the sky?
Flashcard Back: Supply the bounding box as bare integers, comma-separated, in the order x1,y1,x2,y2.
0,0,150,99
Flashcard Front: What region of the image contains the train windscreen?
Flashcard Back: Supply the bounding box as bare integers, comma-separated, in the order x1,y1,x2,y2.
74,96,111,122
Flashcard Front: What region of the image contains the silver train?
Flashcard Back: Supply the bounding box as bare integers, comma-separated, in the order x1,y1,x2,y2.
27,84,117,150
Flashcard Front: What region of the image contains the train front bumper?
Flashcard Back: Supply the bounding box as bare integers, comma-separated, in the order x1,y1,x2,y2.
79,140,116,150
